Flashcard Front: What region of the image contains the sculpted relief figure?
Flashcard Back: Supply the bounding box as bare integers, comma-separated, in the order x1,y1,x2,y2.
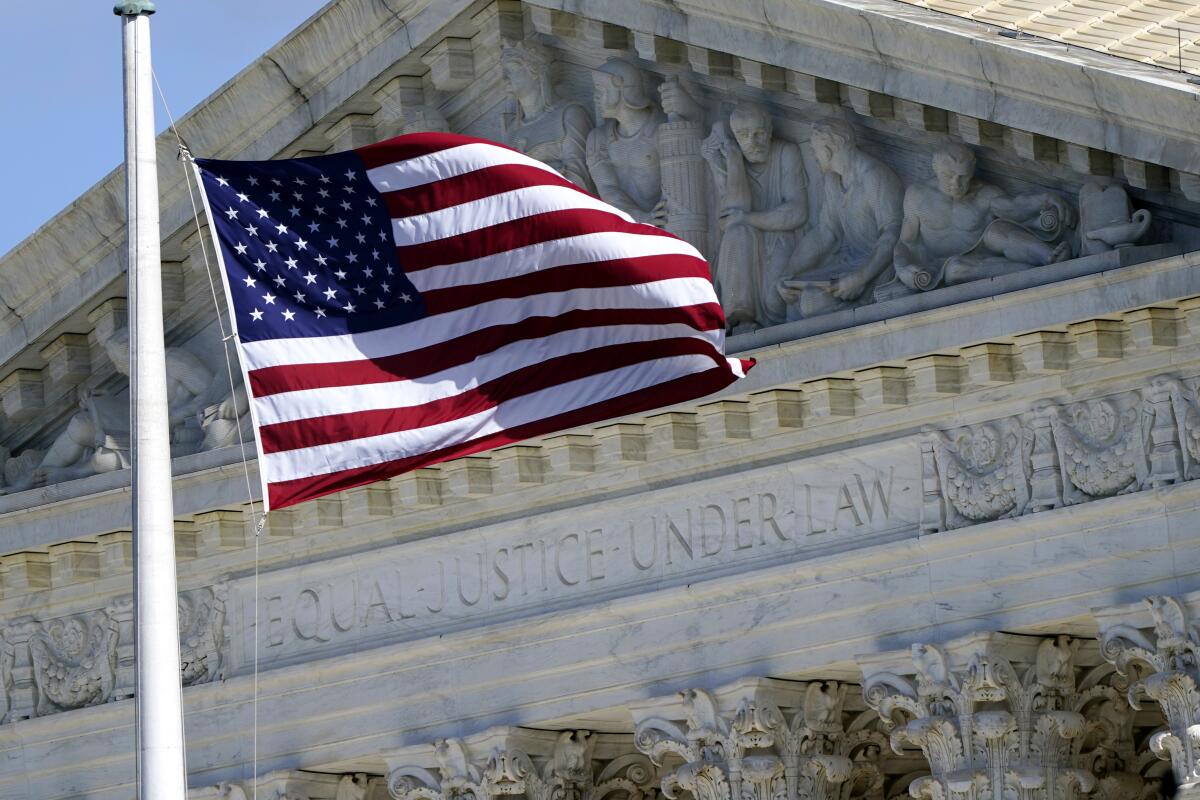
2,328,249,492
779,119,904,320
703,102,807,331
893,142,1074,291
500,40,594,193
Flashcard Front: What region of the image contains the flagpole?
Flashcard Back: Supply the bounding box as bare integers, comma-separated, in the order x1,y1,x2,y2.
115,2,188,797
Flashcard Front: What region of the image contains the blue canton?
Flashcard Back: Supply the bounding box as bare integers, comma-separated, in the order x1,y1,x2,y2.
196,152,425,344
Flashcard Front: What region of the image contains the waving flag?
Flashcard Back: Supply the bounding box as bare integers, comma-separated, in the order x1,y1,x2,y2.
195,133,752,510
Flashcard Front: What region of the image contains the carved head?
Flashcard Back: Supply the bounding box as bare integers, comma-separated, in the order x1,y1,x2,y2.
809,118,856,175
932,142,976,199
501,40,553,113
593,58,653,119
105,327,132,376
730,102,773,164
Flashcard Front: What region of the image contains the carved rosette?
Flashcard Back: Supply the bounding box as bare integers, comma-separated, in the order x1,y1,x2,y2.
921,420,1030,532
634,684,880,800
863,637,1094,800
29,609,118,716
389,733,657,800
1042,392,1148,504
1099,595,1200,793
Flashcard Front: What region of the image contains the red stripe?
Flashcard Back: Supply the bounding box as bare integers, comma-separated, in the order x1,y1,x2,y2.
248,303,726,396
355,133,522,170
396,208,680,272
421,254,712,315
258,337,725,454
382,163,588,220
266,362,744,509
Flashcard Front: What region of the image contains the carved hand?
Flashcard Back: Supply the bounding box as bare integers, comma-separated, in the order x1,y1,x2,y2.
831,270,868,301
719,207,747,231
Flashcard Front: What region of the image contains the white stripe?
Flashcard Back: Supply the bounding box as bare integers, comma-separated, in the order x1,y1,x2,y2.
240,277,720,370
392,185,633,246
365,142,565,193
408,230,704,292
262,353,720,483
253,323,723,426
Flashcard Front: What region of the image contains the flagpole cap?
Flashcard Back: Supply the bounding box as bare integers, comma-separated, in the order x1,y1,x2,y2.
113,1,156,15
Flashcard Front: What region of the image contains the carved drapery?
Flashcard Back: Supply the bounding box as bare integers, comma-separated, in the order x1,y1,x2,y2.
1099,595,1200,794
920,373,1200,532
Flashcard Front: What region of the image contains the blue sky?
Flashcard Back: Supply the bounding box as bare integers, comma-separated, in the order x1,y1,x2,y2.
0,0,331,256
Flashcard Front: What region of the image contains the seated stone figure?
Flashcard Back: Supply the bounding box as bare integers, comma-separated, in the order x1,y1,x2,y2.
500,40,594,193
778,119,904,320
585,59,669,226
2,328,248,492
893,142,1074,291
702,102,807,331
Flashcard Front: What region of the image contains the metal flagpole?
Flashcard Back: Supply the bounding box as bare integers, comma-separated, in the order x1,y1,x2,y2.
115,2,189,797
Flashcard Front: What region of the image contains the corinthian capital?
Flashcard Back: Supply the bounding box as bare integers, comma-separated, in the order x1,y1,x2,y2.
1097,594,1200,792
631,678,885,800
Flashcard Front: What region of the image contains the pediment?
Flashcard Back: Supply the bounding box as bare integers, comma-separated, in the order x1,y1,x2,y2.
4,0,1200,501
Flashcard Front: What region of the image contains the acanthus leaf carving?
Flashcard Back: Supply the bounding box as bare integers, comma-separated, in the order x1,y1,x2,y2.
29,608,117,716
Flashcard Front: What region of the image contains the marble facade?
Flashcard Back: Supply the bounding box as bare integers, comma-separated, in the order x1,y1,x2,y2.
5,0,1200,797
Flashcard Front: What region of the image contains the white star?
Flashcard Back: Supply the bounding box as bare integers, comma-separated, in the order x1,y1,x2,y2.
289,205,301,217
355,232,366,244
353,284,366,296
294,177,306,186
275,223,289,235
344,302,357,313
293,291,307,304
314,205,327,216
318,174,331,184
381,282,391,293
385,266,394,275
334,268,348,280
400,293,412,302
284,256,298,269
273,275,286,287
265,241,279,253
252,259,267,272
317,188,330,199
315,308,327,318
307,222,320,233
373,298,385,309
270,177,282,187
363,267,374,278
371,249,380,260
315,254,328,266
360,214,371,226
256,208,270,219
343,185,355,195
292,191,303,201
236,192,250,203
323,288,338,300
344,169,356,181
346,252,358,264
326,236,339,248
336,218,348,229
303,272,318,284
263,292,277,305
282,309,296,321
250,308,264,321
244,224,258,237
365,196,377,207
216,175,229,187
268,190,281,201
294,237,308,250
339,200,352,212
225,207,239,219
234,242,248,255
242,276,257,288
379,229,389,242
247,175,259,187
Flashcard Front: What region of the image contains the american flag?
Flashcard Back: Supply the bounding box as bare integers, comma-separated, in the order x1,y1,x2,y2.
195,133,753,511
